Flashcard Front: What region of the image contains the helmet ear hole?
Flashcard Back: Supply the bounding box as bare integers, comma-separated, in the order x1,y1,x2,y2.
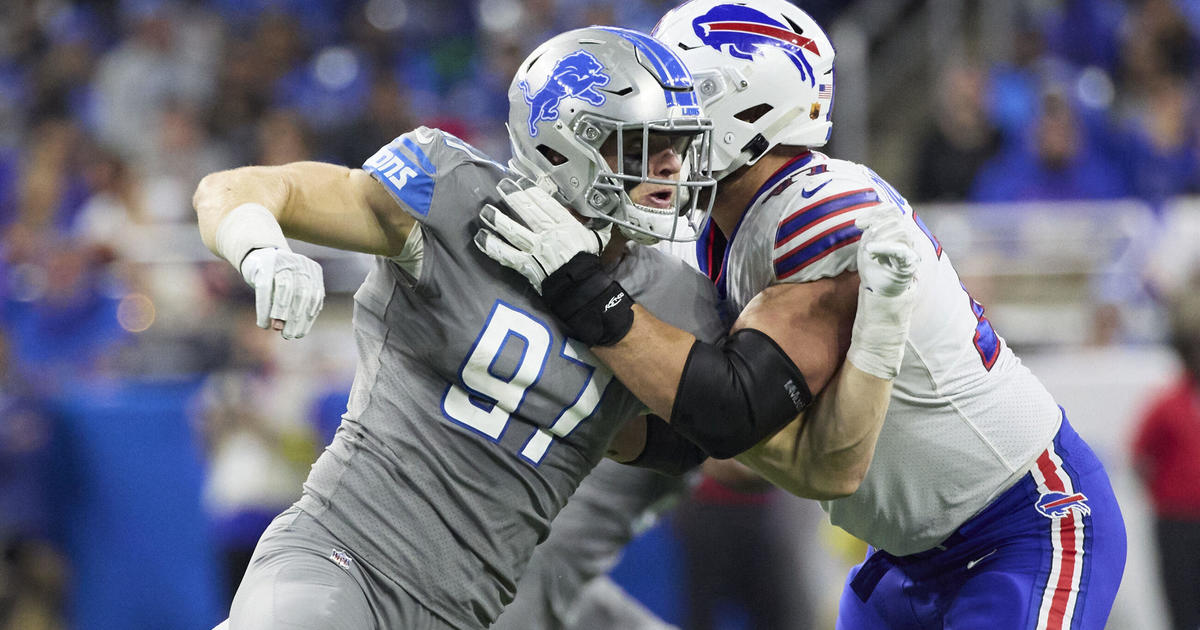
537,144,568,165
734,104,774,124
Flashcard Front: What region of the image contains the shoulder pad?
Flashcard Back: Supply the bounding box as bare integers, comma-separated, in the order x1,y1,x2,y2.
363,127,509,219
363,128,440,217
766,158,884,282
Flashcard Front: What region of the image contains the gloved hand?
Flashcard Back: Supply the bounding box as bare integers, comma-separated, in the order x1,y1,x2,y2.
847,207,921,379
239,247,325,339
474,178,610,294
856,207,920,297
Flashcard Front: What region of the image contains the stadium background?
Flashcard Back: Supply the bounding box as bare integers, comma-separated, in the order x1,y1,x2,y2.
1,0,1198,628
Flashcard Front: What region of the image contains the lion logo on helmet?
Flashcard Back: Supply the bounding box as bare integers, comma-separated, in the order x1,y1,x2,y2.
519,50,611,137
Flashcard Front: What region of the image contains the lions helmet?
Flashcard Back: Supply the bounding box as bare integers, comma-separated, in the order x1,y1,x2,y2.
653,0,835,179
508,26,717,243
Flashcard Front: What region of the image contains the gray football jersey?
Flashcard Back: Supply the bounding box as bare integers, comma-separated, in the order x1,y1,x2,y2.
295,127,723,628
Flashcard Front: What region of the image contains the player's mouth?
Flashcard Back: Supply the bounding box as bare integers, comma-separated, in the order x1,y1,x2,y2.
638,188,674,209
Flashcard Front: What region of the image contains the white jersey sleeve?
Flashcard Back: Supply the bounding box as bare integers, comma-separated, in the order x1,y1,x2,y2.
725,152,893,311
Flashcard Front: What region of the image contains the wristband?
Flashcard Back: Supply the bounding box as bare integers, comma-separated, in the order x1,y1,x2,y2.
214,202,290,268
541,253,634,347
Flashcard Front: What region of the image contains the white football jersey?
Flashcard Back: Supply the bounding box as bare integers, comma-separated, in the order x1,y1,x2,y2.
704,151,1062,555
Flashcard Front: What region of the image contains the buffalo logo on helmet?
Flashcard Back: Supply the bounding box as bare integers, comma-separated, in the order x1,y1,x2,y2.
1035,491,1091,519
519,50,611,137
691,5,821,85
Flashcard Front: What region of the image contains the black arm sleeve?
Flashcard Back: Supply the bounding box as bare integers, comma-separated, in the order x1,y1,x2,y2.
624,414,707,476
669,328,813,459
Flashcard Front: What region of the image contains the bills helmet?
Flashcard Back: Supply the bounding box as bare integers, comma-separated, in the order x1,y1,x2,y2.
653,0,835,179
507,26,716,243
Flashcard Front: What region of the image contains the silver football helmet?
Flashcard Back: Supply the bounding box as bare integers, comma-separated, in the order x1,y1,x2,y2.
507,26,717,243
653,0,836,179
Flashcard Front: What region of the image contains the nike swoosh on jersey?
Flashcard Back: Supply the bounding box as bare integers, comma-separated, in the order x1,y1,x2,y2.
800,180,831,198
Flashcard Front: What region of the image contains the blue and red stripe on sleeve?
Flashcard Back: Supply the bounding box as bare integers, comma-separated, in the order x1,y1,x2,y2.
773,188,880,280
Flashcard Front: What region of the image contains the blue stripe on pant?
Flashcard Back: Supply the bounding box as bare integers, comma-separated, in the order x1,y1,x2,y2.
836,414,1127,629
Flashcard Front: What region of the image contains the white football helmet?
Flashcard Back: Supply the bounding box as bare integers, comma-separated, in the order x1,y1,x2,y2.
652,0,835,179
507,26,717,243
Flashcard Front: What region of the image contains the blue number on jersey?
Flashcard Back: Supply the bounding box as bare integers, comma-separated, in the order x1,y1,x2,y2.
870,168,998,369
968,292,1001,370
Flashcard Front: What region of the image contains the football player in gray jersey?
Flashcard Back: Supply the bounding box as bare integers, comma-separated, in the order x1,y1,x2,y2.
195,26,740,630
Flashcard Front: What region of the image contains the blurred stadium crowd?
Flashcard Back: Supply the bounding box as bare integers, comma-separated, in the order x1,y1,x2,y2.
0,0,1198,629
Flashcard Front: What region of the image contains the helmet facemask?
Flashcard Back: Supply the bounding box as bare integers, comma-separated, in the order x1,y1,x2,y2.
580,115,715,244
506,26,719,244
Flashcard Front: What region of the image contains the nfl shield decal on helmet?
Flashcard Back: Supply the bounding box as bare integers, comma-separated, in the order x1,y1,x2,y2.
518,50,610,137
691,4,822,85
1035,491,1091,519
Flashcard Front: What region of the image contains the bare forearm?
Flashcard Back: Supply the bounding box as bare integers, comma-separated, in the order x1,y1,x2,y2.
736,362,891,499
591,305,695,419
194,166,290,255
194,162,409,257
796,363,891,491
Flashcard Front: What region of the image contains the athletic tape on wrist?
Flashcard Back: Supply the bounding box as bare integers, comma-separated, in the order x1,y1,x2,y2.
214,202,290,269
846,287,915,380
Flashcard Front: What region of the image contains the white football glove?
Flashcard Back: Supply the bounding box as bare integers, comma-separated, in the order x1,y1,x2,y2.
239,247,325,340
474,178,610,293
846,207,921,380
856,207,920,297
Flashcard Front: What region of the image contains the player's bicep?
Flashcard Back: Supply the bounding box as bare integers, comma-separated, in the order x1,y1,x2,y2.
730,273,859,397
276,162,415,256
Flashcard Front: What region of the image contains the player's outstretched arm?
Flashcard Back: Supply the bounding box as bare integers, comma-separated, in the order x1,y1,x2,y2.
195,161,413,258
475,182,914,468
477,179,828,459
194,161,414,338
737,208,920,499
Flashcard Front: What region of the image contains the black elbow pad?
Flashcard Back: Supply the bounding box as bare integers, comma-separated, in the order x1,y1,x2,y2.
625,414,707,476
669,329,812,459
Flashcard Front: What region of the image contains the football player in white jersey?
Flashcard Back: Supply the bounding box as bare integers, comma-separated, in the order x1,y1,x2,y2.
476,1,1128,628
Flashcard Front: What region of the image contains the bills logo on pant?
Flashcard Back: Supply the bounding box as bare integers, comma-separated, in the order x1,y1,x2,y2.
519,50,610,137
1036,491,1091,519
